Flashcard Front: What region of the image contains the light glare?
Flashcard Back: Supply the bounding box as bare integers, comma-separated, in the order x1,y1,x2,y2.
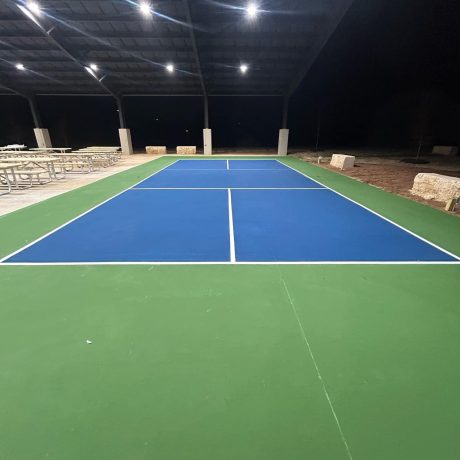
89,63,99,71
246,3,258,19
16,63,25,71
166,64,175,73
240,64,248,74
139,1,153,17
27,1,41,16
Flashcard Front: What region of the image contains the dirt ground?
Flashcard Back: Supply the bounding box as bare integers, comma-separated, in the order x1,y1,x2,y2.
294,150,460,216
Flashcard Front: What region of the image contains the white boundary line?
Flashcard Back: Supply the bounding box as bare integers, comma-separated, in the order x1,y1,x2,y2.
133,187,326,191
276,160,460,261
226,159,230,170
0,159,179,263
2,261,459,266
281,276,354,460
228,189,236,262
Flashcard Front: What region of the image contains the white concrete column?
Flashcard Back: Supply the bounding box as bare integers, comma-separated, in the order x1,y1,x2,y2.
278,128,289,156
203,128,212,155
33,128,52,149
119,128,133,155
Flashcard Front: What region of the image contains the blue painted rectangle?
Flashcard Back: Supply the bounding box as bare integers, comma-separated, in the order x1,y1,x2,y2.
229,160,287,170
231,189,455,262
168,160,226,170
135,169,323,189
7,190,231,263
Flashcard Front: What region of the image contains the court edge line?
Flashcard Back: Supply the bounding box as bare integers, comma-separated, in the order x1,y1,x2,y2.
0,159,179,263
132,187,326,190
228,189,236,262
277,160,460,261
2,261,459,266
280,276,354,460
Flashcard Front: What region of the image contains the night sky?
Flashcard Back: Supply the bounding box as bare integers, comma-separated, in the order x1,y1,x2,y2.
0,0,459,151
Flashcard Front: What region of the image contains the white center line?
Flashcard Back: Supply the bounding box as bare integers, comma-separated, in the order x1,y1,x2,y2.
280,275,354,460
228,188,236,262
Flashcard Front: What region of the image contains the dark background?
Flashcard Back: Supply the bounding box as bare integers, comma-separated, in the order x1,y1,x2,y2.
0,0,459,151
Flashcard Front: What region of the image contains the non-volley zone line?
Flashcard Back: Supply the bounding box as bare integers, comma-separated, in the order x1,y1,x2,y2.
1,159,459,264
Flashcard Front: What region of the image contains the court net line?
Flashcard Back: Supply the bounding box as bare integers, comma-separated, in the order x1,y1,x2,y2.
228,189,236,262
280,275,354,460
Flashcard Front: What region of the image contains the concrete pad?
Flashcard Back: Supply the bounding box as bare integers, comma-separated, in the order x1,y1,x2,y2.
177,146,197,155
146,146,166,154
411,173,460,202
0,155,156,217
330,154,355,170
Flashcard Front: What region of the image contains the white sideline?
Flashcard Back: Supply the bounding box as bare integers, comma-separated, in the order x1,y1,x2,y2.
2,261,459,266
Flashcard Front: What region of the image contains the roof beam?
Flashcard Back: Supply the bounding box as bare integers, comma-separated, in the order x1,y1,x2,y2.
182,0,208,127
7,0,117,97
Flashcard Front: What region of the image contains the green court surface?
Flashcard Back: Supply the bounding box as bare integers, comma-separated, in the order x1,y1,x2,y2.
1,157,460,459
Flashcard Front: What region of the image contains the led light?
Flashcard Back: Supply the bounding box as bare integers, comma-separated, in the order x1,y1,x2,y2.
246,3,258,19
27,1,41,16
240,64,248,74
89,63,99,72
166,63,175,73
139,1,153,17
16,63,26,71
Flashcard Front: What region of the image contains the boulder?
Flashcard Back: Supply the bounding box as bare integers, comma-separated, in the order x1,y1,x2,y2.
411,173,460,202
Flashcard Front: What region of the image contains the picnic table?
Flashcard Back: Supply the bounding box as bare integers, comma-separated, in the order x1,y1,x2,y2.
0,144,26,151
0,162,22,195
44,152,98,173
30,147,72,153
0,157,64,182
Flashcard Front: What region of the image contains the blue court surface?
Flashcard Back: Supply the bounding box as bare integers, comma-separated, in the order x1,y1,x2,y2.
3,159,458,264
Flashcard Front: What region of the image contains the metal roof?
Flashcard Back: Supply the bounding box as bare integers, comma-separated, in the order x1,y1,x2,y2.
0,0,353,97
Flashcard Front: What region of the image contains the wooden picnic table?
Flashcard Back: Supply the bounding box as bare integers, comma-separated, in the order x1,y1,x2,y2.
0,163,22,195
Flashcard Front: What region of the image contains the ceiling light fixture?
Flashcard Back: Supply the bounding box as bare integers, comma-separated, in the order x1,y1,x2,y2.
26,1,41,16
89,63,99,72
240,64,249,74
166,63,175,73
139,1,153,17
16,63,26,71
246,3,259,19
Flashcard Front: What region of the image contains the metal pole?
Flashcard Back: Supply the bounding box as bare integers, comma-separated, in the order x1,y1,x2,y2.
204,94,209,129
115,96,126,129
27,96,42,128
315,111,321,152
282,96,289,129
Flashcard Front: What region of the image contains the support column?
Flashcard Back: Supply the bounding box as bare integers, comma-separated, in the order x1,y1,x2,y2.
28,96,53,148
115,96,133,154
34,128,52,148
203,128,212,155
278,96,289,156
202,94,212,155
278,129,289,156
119,129,133,155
